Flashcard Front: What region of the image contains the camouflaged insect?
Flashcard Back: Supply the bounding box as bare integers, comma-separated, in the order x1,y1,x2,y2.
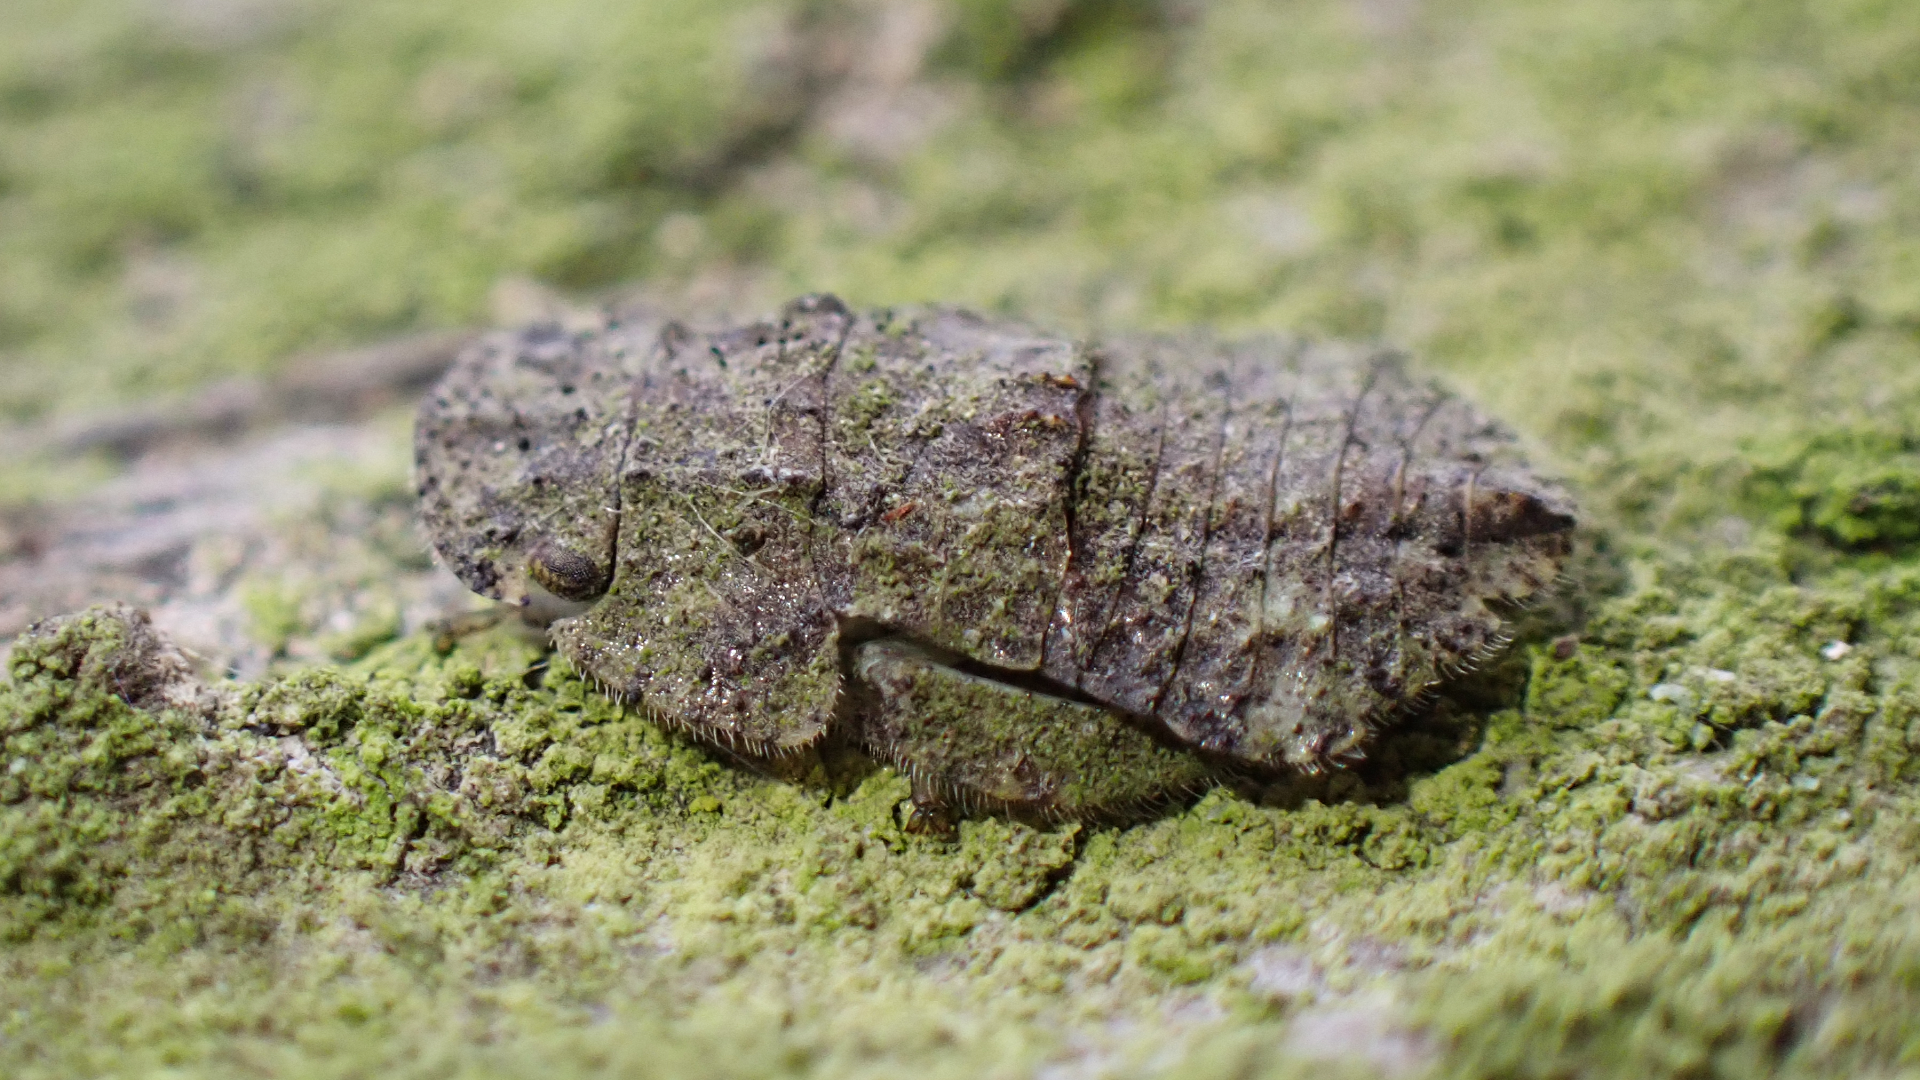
415,295,1575,824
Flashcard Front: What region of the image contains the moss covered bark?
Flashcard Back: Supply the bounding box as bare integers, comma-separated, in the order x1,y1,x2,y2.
10,532,1920,1077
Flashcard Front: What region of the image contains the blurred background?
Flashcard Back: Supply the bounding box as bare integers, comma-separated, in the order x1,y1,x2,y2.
1,0,1917,668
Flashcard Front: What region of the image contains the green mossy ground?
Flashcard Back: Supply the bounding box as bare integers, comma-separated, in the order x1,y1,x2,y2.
6,0,1920,1076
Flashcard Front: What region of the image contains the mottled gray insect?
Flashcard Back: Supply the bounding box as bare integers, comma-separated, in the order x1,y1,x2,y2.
415,296,1574,825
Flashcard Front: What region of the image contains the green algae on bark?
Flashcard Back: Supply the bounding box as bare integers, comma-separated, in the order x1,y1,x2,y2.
11,530,1920,1077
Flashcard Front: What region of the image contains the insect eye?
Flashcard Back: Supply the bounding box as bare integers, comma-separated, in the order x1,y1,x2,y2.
528,543,611,602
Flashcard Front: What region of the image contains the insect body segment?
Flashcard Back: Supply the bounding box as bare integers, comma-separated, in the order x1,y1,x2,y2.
554,298,849,755
851,639,1213,824
416,296,1575,821
818,308,1087,671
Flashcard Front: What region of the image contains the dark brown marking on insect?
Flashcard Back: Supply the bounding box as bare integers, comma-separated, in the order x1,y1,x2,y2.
1151,343,1298,753
1318,361,1380,665
1055,339,1230,723
1150,372,1234,717
1464,484,1578,544
1374,388,1447,701
1068,390,1168,680
778,294,854,523
1460,469,1479,566
1386,392,1446,532
1042,348,1102,675
1254,392,1296,647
